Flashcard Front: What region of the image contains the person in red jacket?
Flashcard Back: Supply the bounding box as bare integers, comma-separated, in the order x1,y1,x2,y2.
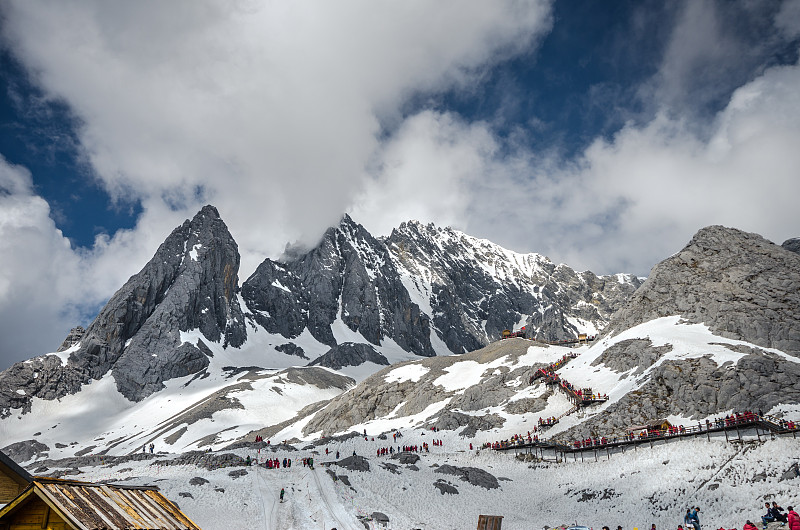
743,520,758,530
786,506,799,530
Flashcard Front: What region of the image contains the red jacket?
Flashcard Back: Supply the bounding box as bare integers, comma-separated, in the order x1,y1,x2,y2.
787,510,799,530
744,523,758,530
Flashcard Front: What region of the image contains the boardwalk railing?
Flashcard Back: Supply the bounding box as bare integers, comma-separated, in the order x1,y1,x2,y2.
489,413,799,456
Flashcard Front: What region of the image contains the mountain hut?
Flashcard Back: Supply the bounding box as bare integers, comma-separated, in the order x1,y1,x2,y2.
0,478,201,530
627,419,673,435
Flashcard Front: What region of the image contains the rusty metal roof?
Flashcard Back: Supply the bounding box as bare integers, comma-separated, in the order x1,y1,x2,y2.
32,479,202,530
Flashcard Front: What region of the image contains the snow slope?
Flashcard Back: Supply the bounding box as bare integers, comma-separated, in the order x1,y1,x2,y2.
38,426,800,530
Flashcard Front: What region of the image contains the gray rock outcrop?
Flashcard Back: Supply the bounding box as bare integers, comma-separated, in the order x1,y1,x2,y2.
334,455,370,472
605,226,800,356
275,343,307,359
782,238,800,254
433,464,500,489
1,440,49,463
391,452,420,465
590,339,673,375
433,479,459,495
562,348,800,439
56,326,85,352
308,343,389,370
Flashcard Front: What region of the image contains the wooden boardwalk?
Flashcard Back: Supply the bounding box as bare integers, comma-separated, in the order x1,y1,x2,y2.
494,415,799,462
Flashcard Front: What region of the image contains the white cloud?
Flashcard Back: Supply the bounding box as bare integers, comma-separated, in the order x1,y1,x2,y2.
1,0,553,277
0,158,83,361
354,59,800,276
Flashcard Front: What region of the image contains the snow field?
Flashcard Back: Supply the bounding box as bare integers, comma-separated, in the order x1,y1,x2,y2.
63,431,800,530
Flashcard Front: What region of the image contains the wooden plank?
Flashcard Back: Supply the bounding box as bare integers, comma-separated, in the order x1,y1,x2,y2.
39,505,49,529
32,485,89,530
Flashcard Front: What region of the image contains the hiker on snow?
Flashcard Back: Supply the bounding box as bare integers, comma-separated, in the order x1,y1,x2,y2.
773,502,788,523
689,507,700,530
787,506,799,530
763,502,778,527
280,488,285,503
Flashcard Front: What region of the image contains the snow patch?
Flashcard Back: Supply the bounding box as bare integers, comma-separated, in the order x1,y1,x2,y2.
383,364,430,384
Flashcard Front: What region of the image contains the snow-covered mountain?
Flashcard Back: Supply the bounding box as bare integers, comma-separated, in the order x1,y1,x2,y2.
1,208,797,457
0,206,639,443
286,225,800,441
1,209,799,530
384,220,641,352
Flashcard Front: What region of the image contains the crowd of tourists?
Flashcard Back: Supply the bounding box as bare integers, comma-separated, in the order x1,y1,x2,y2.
483,431,540,450
489,410,800,451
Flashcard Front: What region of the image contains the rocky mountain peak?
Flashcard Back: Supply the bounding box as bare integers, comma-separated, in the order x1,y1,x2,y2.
242,214,435,357
0,205,248,414
385,220,640,350
606,225,800,354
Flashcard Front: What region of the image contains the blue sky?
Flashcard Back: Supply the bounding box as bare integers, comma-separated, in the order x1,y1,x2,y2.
1,0,799,369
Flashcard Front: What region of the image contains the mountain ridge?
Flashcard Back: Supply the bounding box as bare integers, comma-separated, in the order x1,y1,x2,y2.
1,206,796,461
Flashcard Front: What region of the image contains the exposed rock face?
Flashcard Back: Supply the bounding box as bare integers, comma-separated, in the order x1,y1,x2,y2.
562,347,800,439
308,343,389,370
605,226,800,356
334,455,370,472
240,216,640,362
1,440,49,463
302,339,548,437
56,326,85,352
275,343,307,359
590,339,673,375
433,412,507,437
241,215,435,357
391,452,420,465
385,221,642,351
0,206,248,414
783,238,800,254
433,480,459,495
0,207,642,425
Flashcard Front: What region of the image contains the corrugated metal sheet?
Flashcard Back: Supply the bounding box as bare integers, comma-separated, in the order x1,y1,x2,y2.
35,481,201,530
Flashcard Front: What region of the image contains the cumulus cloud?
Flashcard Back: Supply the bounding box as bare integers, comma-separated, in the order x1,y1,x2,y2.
0,157,83,361
354,59,800,276
1,0,553,277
